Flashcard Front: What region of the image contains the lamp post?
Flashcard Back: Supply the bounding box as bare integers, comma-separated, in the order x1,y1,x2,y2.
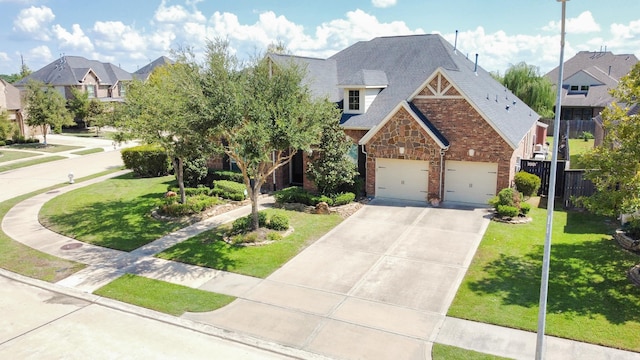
535,1,568,359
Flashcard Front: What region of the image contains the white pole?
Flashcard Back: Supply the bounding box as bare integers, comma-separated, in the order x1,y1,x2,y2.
535,1,568,359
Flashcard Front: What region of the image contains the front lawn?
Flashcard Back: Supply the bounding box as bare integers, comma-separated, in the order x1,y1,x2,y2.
39,173,189,251
448,203,640,351
0,150,40,163
8,143,82,153
157,208,343,278
94,273,235,316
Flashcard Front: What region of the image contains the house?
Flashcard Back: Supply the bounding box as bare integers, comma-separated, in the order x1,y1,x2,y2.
14,56,133,108
545,51,638,143
0,79,28,137
132,56,174,80
261,34,542,205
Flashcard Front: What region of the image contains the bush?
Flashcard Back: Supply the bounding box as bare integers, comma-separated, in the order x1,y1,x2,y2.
167,186,211,196
496,188,518,208
211,180,246,201
0,140,5,146
497,205,519,218
274,187,311,205
520,202,531,215
231,211,267,234
211,170,244,183
267,213,289,231
623,218,640,239
333,192,356,206
267,232,283,241
121,145,170,177
514,171,541,197
580,131,594,141
183,156,208,188
311,195,334,206
159,194,220,216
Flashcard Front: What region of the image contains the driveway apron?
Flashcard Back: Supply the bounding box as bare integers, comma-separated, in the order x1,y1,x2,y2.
184,199,491,360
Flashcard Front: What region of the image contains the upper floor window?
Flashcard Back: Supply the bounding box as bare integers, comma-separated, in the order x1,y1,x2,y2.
569,84,589,94
119,83,126,96
348,90,360,111
86,84,96,98
580,85,589,92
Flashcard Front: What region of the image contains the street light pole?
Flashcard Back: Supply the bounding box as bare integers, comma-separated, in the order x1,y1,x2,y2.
535,1,568,359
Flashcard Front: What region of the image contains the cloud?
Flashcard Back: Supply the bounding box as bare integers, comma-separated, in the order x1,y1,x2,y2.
93,21,147,53
371,0,397,8
154,0,206,24
52,24,94,52
12,5,55,40
0,52,9,62
606,19,640,55
543,11,601,34
25,45,53,67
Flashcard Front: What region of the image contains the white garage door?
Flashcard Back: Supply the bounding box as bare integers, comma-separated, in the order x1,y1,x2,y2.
444,161,498,205
376,158,429,202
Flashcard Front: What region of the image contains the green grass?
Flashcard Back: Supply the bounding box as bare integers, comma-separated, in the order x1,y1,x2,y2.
448,202,640,351
70,148,104,155
0,156,66,173
94,274,235,316
157,208,343,278
432,344,511,360
0,170,123,282
546,136,594,168
39,173,189,251
61,128,115,139
0,150,40,163
8,143,81,153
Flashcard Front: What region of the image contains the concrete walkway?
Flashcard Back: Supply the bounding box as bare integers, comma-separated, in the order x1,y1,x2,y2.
2,143,639,359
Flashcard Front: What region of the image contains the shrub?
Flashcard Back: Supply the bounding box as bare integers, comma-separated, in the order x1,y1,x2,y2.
274,187,311,205
159,194,220,216
121,145,170,177
267,232,283,241
496,188,518,208
311,195,334,206
333,192,356,206
267,213,289,231
0,140,5,146
183,156,208,188
514,171,541,197
211,180,246,201
231,211,267,234
231,232,258,245
580,131,594,141
497,205,519,218
623,218,640,239
167,186,210,196
520,202,531,215
211,170,244,183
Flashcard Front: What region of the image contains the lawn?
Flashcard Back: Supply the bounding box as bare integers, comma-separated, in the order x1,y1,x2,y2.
0,156,67,173
8,143,82,153
39,173,189,251
431,344,510,360
70,148,104,155
0,150,40,163
157,208,343,278
448,202,640,351
94,274,235,316
546,136,594,168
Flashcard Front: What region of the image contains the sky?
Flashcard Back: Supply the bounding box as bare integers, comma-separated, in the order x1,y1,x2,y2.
0,0,639,76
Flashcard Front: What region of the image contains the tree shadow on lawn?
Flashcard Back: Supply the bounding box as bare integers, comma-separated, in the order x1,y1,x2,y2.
42,195,187,252
157,229,239,272
469,237,640,325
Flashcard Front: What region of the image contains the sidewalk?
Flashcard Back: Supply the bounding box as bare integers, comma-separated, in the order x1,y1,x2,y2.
2,170,640,359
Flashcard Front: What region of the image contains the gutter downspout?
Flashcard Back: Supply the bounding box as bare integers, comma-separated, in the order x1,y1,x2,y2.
439,146,450,201
361,144,368,198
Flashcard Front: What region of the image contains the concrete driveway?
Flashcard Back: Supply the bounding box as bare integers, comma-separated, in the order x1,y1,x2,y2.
184,199,491,360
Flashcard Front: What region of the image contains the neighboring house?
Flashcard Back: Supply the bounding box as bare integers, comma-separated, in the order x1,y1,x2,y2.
14,55,133,105
0,79,28,137
132,56,174,80
545,51,639,144
253,34,542,205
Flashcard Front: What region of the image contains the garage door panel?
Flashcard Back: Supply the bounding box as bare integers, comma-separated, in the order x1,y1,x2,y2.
444,161,497,205
376,158,428,202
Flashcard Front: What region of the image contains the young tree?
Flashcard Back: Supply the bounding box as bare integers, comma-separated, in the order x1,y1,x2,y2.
306,116,358,195
200,40,339,230
68,87,89,127
24,81,74,145
502,62,555,118
580,62,640,216
119,56,209,204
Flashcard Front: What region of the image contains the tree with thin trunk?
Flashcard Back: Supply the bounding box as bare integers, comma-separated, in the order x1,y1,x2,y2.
501,62,555,118
200,39,339,230
119,55,209,204
24,81,74,145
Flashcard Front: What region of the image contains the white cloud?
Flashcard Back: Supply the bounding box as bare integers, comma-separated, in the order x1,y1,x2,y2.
372,0,397,8
12,5,55,40
543,11,601,34
154,0,206,24
25,45,53,68
605,19,640,56
52,24,94,52
92,21,147,53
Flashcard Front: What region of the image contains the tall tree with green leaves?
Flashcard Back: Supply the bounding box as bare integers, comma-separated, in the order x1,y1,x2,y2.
200,39,339,230
24,81,74,145
119,56,208,204
502,62,555,118
580,62,640,216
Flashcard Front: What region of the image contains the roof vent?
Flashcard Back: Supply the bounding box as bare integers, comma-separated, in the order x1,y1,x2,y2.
474,54,478,75
506,105,510,111
454,30,458,54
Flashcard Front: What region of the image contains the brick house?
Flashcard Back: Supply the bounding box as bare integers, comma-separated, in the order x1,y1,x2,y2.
0,79,28,137
231,34,544,205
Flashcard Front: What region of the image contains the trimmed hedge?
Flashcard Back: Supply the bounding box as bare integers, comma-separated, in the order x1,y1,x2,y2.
274,187,355,207
167,186,211,196
121,145,170,178
497,204,519,218
334,192,356,206
267,213,289,231
211,180,246,201
159,194,221,216
211,170,244,183
514,171,541,197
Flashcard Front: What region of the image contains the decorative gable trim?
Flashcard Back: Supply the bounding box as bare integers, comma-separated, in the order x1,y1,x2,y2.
411,68,463,99
358,100,448,149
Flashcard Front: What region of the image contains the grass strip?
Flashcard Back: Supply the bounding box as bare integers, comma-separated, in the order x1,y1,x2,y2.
8,143,82,153
70,148,104,155
0,150,40,163
0,156,66,173
94,274,235,316
431,344,511,360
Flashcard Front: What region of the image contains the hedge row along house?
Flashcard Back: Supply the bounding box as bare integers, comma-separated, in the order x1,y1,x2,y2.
217,34,544,206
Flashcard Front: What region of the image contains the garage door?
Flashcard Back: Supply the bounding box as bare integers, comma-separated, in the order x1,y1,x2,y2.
444,161,498,205
376,158,429,202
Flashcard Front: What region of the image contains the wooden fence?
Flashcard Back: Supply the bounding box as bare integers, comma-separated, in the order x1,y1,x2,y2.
539,119,595,139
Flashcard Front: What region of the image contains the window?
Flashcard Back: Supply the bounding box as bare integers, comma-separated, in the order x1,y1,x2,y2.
580,85,589,92
570,85,579,92
119,83,126,96
86,84,95,98
348,90,360,111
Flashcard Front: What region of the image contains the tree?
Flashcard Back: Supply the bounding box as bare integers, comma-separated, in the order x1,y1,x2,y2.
580,62,640,216
24,81,74,145
119,55,209,204
306,115,358,195
69,87,108,134
501,62,555,118
200,39,339,230
68,87,90,126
